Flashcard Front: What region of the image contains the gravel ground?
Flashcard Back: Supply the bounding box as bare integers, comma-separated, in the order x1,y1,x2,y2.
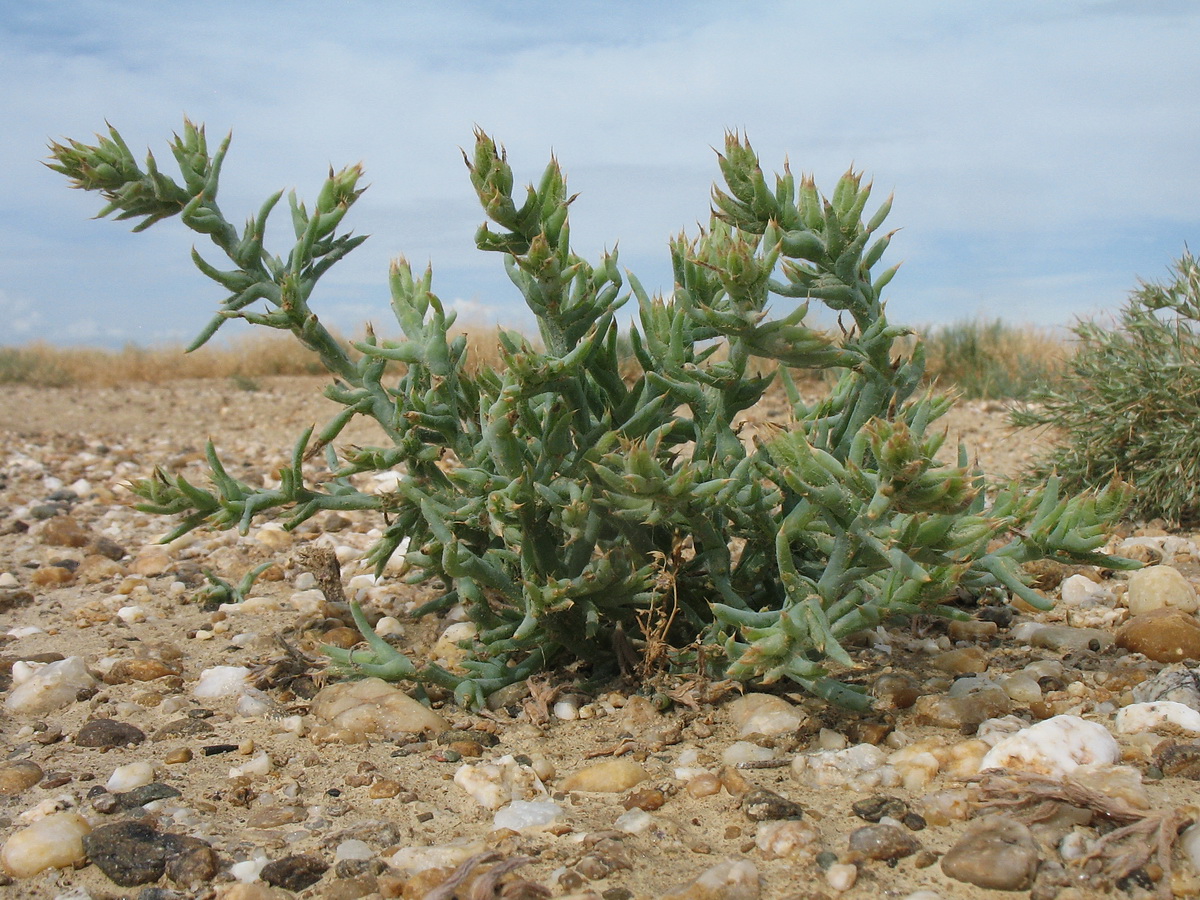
3,377,1200,900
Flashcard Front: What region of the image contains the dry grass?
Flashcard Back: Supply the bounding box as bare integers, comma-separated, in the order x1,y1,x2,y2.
1,318,1071,398
916,319,1071,400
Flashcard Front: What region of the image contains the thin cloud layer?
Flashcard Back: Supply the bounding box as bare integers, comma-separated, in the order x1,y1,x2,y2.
2,1,1197,347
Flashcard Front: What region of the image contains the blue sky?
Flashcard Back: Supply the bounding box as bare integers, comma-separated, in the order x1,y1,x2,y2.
2,1,1197,348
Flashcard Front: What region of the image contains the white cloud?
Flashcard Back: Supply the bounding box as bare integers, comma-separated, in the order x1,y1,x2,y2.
2,1,1198,346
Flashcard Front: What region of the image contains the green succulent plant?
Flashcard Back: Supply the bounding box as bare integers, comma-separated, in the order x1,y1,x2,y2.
48,120,1136,710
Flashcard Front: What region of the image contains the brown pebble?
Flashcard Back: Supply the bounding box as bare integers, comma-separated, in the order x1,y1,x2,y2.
0,760,44,795
687,773,722,798
447,740,484,757
623,788,666,811
872,673,921,710
31,566,75,586
322,626,362,650
164,748,193,765
104,658,181,684
245,805,306,828
718,765,751,797
742,788,805,821
368,779,402,799
931,646,989,675
1154,742,1200,778
1116,608,1200,663
38,516,91,548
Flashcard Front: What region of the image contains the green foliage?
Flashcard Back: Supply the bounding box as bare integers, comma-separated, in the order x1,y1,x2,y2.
1013,253,1200,525
49,120,1135,710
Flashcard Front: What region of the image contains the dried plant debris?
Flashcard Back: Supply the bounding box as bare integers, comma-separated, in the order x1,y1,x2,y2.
972,771,1196,898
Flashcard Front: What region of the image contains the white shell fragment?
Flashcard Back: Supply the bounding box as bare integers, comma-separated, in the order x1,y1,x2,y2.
454,755,549,810
492,799,566,831
5,657,96,715
193,665,252,699
980,715,1119,778
1116,700,1200,735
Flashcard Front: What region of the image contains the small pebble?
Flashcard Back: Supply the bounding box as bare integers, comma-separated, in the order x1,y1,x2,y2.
76,718,146,749
561,758,649,793
0,811,91,877
846,823,921,861
1126,565,1198,615
308,678,449,742
726,692,807,736
941,815,1040,891
106,761,156,792
5,657,96,715
742,788,804,821
1116,608,1200,663
826,862,858,891
260,853,329,891
0,761,44,795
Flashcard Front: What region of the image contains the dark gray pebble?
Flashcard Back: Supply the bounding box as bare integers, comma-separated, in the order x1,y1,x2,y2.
117,782,182,809
742,788,805,821
90,536,128,560
851,795,908,823
82,821,216,888
76,719,146,749
260,853,329,891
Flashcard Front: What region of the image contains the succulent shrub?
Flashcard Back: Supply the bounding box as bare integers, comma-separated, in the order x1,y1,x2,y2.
48,121,1135,709
1013,252,1200,526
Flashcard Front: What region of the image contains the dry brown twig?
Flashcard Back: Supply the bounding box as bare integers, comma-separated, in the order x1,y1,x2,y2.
971,771,1196,900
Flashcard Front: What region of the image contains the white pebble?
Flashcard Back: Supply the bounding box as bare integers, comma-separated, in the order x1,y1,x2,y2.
106,761,155,792
1181,822,1200,872
553,699,579,721
289,589,327,616
493,800,566,831
293,571,317,590
236,688,276,718
1116,700,1200,735
1060,574,1110,606
229,752,273,778
374,616,404,637
335,840,374,862
727,692,807,736
193,665,252,699
613,807,655,834
0,812,91,878
826,862,858,891
723,741,776,766
389,842,480,874
454,756,548,810
229,853,269,883
0,572,19,588
5,657,96,715
116,605,147,624
7,627,43,639
756,820,819,859
792,743,898,791
980,715,1118,778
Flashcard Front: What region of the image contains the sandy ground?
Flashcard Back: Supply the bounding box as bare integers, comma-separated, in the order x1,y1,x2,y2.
1,377,1197,900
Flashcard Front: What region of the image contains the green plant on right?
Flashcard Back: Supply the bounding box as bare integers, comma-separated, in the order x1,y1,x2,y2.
1012,252,1200,525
